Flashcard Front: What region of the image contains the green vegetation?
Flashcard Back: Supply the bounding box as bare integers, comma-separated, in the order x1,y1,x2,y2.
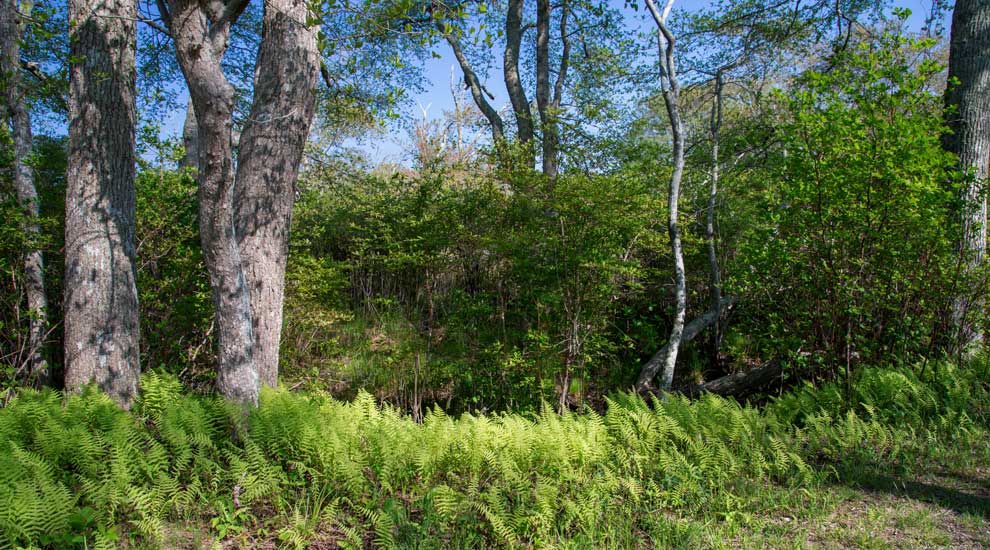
2,0,989,548
1,360,986,548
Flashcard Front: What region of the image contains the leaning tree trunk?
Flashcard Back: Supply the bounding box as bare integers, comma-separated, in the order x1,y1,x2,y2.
234,0,321,389
167,0,258,405
64,0,140,407
1,0,48,385
637,0,686,393
944,0,990,352
503,0,534,144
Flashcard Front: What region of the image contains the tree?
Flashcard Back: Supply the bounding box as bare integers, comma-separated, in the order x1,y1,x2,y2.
234,0,322,389
635,0,686,393
64,0,140,407
1,0,48,384
432,0,622,176
162,0,321,403
944,0,990,351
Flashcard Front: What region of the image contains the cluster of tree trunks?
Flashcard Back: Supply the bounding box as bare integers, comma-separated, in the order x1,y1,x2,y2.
441,0,570,177
164,0,321,404
1,0,322,407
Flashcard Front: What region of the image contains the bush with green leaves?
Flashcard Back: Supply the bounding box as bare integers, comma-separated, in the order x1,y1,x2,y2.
727,33,962,373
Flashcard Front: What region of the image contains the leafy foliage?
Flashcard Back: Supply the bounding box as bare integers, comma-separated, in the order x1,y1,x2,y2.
0,359,986,548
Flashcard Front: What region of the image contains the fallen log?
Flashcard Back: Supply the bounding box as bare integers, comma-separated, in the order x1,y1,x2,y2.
684,360,782,398
636,296,737,391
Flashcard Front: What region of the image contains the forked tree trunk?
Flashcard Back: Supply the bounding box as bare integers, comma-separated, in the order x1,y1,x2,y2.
944,0,990,352
167,0,258,404
64,0,140,407
1,0,48,385
234,0,321,388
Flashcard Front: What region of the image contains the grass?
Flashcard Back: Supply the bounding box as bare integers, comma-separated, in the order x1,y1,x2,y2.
0,360,987,549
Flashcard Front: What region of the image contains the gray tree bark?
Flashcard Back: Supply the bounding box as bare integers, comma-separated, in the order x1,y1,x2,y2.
637,0,686,393
706,70,725,357
945,0,990,352
234,0,321,389
503,0,534,144
178,0,235,173
167,0,258,404
1,0,48,385
442,26,504,142
64,0,140,407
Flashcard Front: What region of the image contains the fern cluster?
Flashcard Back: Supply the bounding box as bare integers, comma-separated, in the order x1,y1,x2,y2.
0,361,987,548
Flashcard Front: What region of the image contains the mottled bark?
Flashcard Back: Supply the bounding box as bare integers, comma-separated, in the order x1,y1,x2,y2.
167,0,257,404
179,0,233,173
1,0,48,385
64,0,140,407
945,0,990,351
637,0,686,393
234,0,321,388
503,0,533,143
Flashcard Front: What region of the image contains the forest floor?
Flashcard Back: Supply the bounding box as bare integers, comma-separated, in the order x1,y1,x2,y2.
161,438,990,549
722,451,990,549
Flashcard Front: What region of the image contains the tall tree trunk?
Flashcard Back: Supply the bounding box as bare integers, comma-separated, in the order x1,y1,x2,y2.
945,0,990,352
503,0,533,144
234,0,321,388
706,70,725,360
64,0,140,407
1,0,48,385
637,0,685,393
545,0,570,179
167,0,258,405
536,0,552,175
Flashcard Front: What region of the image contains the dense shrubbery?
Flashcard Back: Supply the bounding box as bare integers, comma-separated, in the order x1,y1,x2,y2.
0,359,986,548
0,29,977,415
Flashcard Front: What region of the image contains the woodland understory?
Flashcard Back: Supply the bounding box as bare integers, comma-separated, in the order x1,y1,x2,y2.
1,0,989,547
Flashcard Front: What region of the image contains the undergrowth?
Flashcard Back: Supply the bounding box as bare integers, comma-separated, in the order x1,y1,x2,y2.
0,360,987,549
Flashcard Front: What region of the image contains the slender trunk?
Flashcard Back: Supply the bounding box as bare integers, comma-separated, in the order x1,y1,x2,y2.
443,27,504,142
503,0,533,144
546,0,570,179
64,0,140,407
180,101,199,171
707,70,725,359
536,0,552,175
638,0,686,393
234,0,321,388
1,0,48,385
944,0,990,352
167,0,257,404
